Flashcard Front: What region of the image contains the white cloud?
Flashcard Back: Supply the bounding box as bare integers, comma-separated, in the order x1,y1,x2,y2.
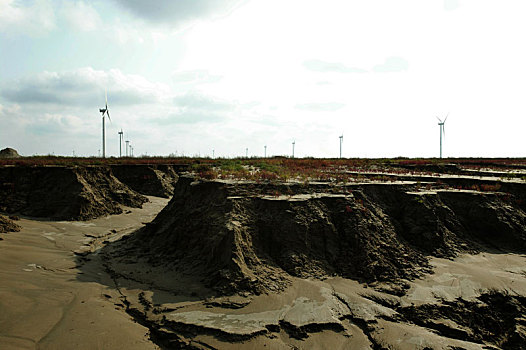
373,57,409,73
0,0,56,36
295,102,345,112
112,0,243,26
303,60,367,73
2,67,171,106
172,69,222,85
444,0,460,11
61,1,102,32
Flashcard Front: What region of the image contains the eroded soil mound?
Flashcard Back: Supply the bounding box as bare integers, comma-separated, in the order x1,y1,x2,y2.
111,164,178,198
0,166,148,220
0,147,21,158
0,214,21,233
121,177,526,295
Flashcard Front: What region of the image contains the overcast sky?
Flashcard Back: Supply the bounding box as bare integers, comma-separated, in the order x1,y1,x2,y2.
1,0,525,158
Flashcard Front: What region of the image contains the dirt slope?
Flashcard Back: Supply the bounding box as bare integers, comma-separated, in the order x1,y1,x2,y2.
121,177,526,296
0,166,148,220
111,164,179,198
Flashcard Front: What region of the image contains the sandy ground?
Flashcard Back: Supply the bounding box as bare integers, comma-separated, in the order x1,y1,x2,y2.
141,252,526,349
0,197,168,350
1,194,526,349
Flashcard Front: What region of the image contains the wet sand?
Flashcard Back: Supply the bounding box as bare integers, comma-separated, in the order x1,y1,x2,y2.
0,197,168,350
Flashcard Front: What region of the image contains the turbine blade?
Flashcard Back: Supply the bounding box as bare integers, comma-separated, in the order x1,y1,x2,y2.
442,125,445,137
107,109,111,122
436,116,442,123
444,112,449,123
105,90,108,105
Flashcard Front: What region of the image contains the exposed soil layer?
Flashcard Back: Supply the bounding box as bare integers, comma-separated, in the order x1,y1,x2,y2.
0,214,21,233
0,166,148,220
397,291,526,349
121,176,526,295
111,164,179,198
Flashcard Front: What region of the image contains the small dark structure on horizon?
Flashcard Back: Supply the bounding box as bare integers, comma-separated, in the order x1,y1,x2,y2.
0,148,21,159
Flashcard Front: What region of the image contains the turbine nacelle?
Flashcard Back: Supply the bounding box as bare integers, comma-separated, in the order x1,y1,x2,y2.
99,90,111,121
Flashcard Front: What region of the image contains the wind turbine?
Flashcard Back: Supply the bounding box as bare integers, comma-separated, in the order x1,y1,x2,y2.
264,145,267,158
125,135,130,157
339,134,343,159
118,129,124,157
292,141,295,158
98,90,111,158
437,113,448,158
245,148,248,158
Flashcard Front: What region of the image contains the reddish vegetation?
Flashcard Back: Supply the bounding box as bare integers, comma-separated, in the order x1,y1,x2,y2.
2,156,526,184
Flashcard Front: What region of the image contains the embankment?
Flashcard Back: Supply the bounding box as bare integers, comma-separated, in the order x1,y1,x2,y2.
111,164,180,198
0,166,148,220
121,177,526,295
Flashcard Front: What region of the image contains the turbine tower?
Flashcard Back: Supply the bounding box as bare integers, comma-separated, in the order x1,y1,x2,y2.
98,90,111,158
437,113,448,158
125,136,130,157
264,145,267,158
118,129,124,157
292,141,295,158
339,134,343,159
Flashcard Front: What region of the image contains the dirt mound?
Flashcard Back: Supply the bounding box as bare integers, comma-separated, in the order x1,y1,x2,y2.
120,177,526,295
111,164,178,198
0,214,21,233
397,290,526,349
0,148,21,158
0,166,148,220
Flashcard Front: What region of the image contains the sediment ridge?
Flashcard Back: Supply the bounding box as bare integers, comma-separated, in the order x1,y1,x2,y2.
119,176,526,296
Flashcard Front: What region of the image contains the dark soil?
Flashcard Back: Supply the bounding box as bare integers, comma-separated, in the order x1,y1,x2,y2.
0,214,21,233
111,164,179,198
119,177,526,295
397,290,526,349
0,166,148,220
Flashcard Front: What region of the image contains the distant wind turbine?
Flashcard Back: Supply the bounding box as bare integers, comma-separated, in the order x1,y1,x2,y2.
264,145,267,158
98,90,111,158
437,113,448,158
292,141,295,158
339,134,343,159
118,129,124,157
125,134,130,157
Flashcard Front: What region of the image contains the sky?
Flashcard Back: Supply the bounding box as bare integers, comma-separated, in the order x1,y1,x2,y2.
1,0,525,158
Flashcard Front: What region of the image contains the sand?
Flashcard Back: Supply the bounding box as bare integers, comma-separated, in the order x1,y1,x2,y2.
1,188,525,348
0,197,168,350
